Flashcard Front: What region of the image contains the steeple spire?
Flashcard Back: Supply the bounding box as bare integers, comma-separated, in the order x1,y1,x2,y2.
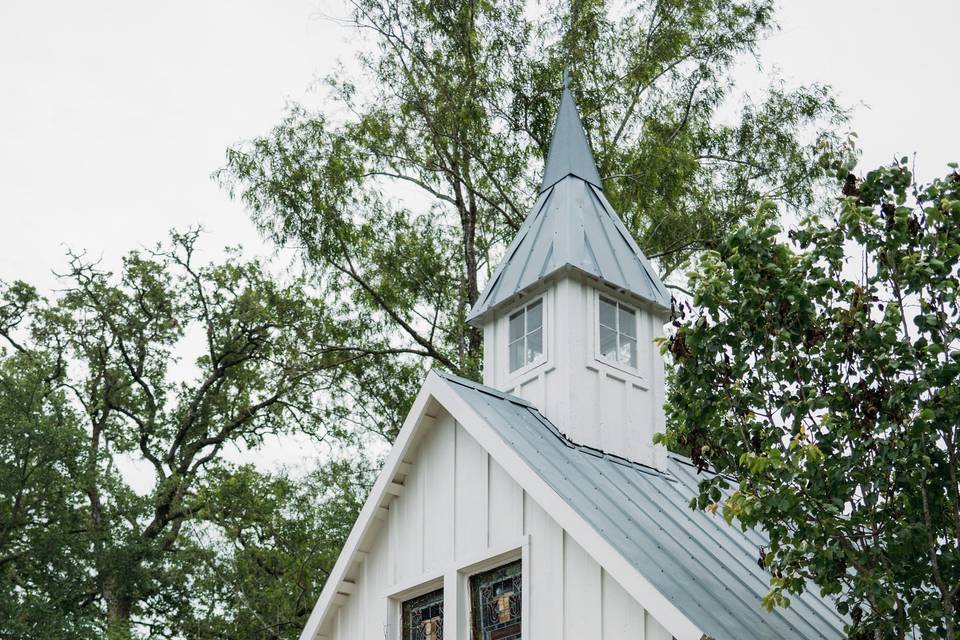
539,69,603,192
466,66,670,327
467,67,670,471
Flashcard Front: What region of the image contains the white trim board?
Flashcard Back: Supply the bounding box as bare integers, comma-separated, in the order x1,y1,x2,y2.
299,371,704,640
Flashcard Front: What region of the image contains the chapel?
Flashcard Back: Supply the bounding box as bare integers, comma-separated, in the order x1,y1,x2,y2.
299,72,847,640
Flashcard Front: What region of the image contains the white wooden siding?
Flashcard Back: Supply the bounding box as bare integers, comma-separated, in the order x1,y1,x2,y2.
482,274,668,470
323,410,672,640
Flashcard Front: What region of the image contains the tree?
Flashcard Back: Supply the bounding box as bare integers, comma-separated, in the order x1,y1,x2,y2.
181,461,371,639
659,161,960,639
0,232,372,639
0,350,93,639
220,0,848,440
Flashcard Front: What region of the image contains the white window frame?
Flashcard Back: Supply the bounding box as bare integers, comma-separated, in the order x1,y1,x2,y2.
387,576,445,640
385,537,530,640
594,292,643,377
506,296,546,376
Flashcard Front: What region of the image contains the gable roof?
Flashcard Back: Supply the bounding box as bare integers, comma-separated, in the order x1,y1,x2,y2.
466,74,670,326
300,370,848,640
441,372,848,640
300,371,703,640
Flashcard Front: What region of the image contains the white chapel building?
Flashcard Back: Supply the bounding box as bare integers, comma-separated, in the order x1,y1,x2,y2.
299,75,847,640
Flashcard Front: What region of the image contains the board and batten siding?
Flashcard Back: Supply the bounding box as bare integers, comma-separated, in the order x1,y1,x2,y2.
323,408,673,640
481,276,668,471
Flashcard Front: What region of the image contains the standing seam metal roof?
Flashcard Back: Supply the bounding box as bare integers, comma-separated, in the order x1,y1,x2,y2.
467,177,671,324
438,371,848,640
539,70,603,192
466,73,670,325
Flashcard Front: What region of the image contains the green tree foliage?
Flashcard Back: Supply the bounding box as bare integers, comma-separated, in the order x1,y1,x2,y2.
659,162,960,639
0,351,93,639
0,232,372,639
220,0,848,438
184,461,370,639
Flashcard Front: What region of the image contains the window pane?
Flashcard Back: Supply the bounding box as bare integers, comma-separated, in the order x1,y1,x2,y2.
619,304,637,338
599,297,617,329
620,336,638,368
526,328,543,363
470,561,521,640
403,589,444,640
508,310,524,343
526,299,542,332
599,324,617,358
509,339,524,372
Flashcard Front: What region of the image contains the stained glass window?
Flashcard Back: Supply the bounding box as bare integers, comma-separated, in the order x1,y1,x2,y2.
508,299,543,372
470,561,522,640
599,296,638,368
402,589,444,640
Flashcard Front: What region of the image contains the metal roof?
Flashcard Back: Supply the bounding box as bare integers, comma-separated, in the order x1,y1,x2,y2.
540,70,603,192
467,73,670,325
466,177,671,324
438,371,848,640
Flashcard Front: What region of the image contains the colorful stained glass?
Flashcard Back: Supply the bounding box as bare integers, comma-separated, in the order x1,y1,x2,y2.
470,561,522,640
402,589,444,640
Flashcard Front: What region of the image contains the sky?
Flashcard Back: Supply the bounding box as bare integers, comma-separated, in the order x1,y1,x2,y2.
1,0,957,480
0,0,353,292
740,0,957,178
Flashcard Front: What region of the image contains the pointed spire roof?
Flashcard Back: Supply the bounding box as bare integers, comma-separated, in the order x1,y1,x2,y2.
539,70,603,192
466,71,670,326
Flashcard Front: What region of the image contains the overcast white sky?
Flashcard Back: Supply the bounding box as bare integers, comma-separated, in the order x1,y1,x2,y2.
1,0,957,478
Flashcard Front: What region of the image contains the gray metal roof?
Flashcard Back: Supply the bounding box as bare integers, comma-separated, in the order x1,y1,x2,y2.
467,74,670,326
438,371,848,640
540,70,603,192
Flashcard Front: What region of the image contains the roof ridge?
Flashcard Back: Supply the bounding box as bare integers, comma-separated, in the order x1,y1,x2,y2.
433,370,535,407
438,370,671,479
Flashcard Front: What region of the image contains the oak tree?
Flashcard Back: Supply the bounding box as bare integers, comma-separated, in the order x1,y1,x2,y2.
0,232,372,639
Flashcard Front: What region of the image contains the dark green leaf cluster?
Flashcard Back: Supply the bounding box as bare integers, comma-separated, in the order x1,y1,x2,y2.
660,161,960,638
0,232,374,639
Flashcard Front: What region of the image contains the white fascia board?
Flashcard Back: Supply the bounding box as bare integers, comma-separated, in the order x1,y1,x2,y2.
431,379,705,640
299,372,446,640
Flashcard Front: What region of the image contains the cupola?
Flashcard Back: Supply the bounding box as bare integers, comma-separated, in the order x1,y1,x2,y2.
467,70,671,469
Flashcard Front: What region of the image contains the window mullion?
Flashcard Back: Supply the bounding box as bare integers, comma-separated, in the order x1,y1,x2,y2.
616,302,621,364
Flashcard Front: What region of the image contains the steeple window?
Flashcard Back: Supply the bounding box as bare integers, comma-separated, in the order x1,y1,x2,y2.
508,299,543,372
599,296,638,369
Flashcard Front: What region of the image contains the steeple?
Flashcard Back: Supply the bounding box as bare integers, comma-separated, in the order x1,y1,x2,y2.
467,71,670,327
468,69,671,470
539,69,603,191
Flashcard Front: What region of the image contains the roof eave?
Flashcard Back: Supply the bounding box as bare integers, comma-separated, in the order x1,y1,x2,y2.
467,263,672,327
